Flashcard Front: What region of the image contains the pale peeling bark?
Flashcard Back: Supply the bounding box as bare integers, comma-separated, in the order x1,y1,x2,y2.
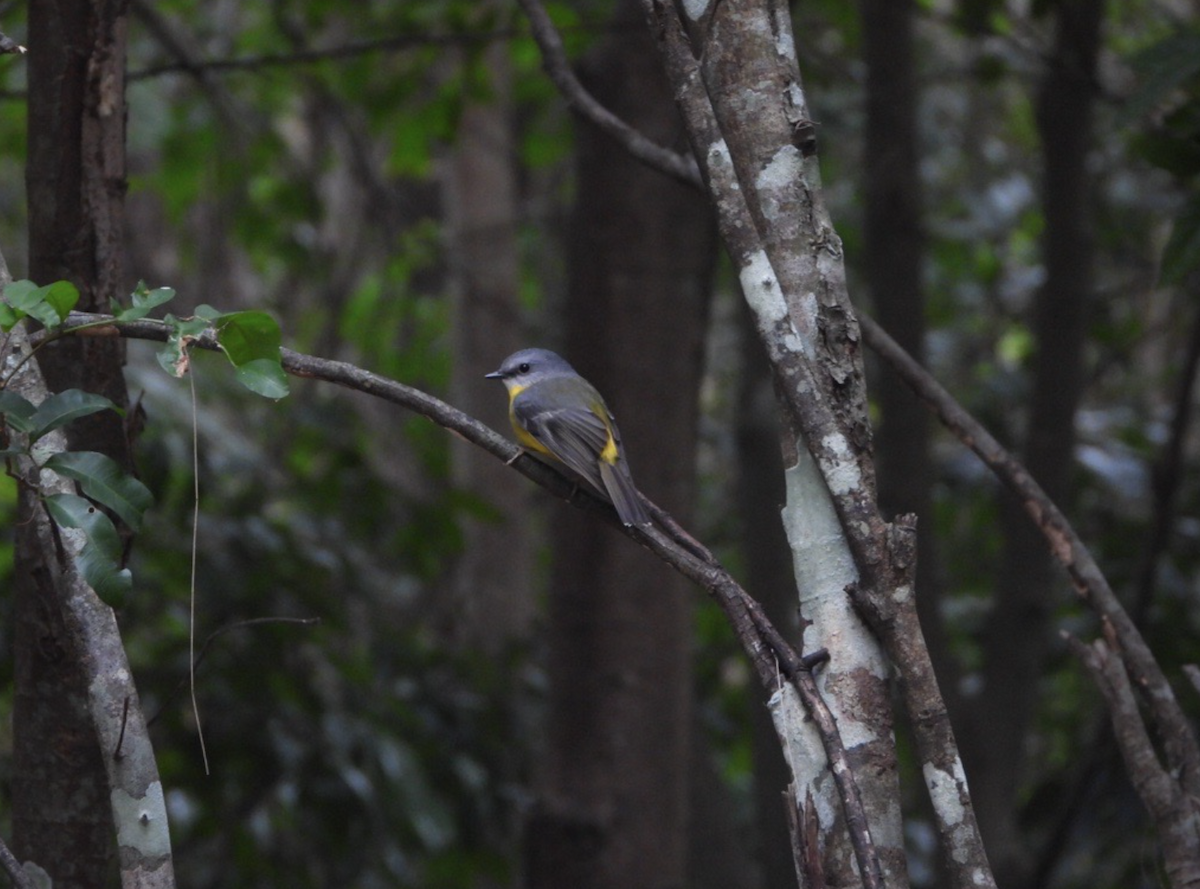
3,325,175,889
638,0,999,885
643,0,906,883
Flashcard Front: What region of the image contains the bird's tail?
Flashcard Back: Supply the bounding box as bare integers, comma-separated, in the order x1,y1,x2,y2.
599,460,650,527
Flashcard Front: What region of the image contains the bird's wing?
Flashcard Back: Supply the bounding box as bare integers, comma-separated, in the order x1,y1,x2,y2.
516,401,610,495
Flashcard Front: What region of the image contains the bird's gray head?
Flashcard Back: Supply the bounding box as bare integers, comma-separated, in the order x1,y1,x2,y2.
485,348,577,390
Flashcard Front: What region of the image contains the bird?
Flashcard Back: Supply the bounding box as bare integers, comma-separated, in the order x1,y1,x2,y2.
485,348,650,527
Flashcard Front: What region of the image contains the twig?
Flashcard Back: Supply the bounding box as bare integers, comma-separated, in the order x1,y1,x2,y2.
1062,625,1200,889
0,22,642,101
127,29,526,81
113,696,131,760
0,834,35,889
147,616,321,727
130,0,246,133
187,365,209,776
1133,289,1200,624
515,0,703,188
126,21,639,82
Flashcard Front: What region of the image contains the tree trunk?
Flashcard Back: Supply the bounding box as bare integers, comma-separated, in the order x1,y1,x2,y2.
16,1,174,886
445,40,535,652
736,309,805,889
965,3,1103,885
524,0,715,884
860,0,952,695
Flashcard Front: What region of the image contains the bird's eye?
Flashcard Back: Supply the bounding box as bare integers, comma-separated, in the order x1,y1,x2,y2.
518,363,531,374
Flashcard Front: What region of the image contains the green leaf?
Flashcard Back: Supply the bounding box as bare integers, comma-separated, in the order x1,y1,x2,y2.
44,451,153,532
28,390,121,441
1163,195,1200,284
234,358,290,399
115,281,176,322
43,280,80,321
0,302,23,331
214,311,282,365
44,492,132,607
214,312,288,398
4,279,73,327
3,280,38,305
0,390,37,433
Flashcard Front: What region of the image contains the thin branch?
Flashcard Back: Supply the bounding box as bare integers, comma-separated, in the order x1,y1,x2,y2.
186,365,209,776
147,616,321,727
1063,627,1176,816
1063,626,1200,889
0,22,639,101
515,0,703,188
0,834,35,889
127,30,506,81
129,0,246,132
57,310,884,888
859,310,1200,791
1134,287,1200,624
113,696,131,760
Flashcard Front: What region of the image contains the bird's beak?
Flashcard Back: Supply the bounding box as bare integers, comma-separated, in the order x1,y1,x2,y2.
484,370,503,379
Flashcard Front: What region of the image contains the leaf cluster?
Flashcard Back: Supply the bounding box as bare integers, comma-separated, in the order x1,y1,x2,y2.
0,279,290,603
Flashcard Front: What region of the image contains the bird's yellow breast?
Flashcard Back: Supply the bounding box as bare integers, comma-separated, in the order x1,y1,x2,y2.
507,382,554,457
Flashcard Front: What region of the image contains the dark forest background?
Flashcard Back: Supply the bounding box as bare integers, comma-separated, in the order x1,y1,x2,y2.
1,0,1199,887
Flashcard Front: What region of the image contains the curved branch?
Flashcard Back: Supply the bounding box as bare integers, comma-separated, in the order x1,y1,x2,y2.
1134,293,1200,623
59,310,884,888
515,0,703,188
859,311,1200,793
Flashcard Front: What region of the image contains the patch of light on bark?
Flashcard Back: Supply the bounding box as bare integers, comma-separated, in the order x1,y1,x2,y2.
820,431,862,495
112,781,173,858
922,760,967,827
738,250,787,323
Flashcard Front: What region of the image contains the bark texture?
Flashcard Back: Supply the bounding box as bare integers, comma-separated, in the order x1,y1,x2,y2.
524,0,715,884
656,0,910,882
641,0,997,882
16,1,173,886
736,315,804,889
26,0,131,452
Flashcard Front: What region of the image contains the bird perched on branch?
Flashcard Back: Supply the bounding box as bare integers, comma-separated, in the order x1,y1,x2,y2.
486,348,650,527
